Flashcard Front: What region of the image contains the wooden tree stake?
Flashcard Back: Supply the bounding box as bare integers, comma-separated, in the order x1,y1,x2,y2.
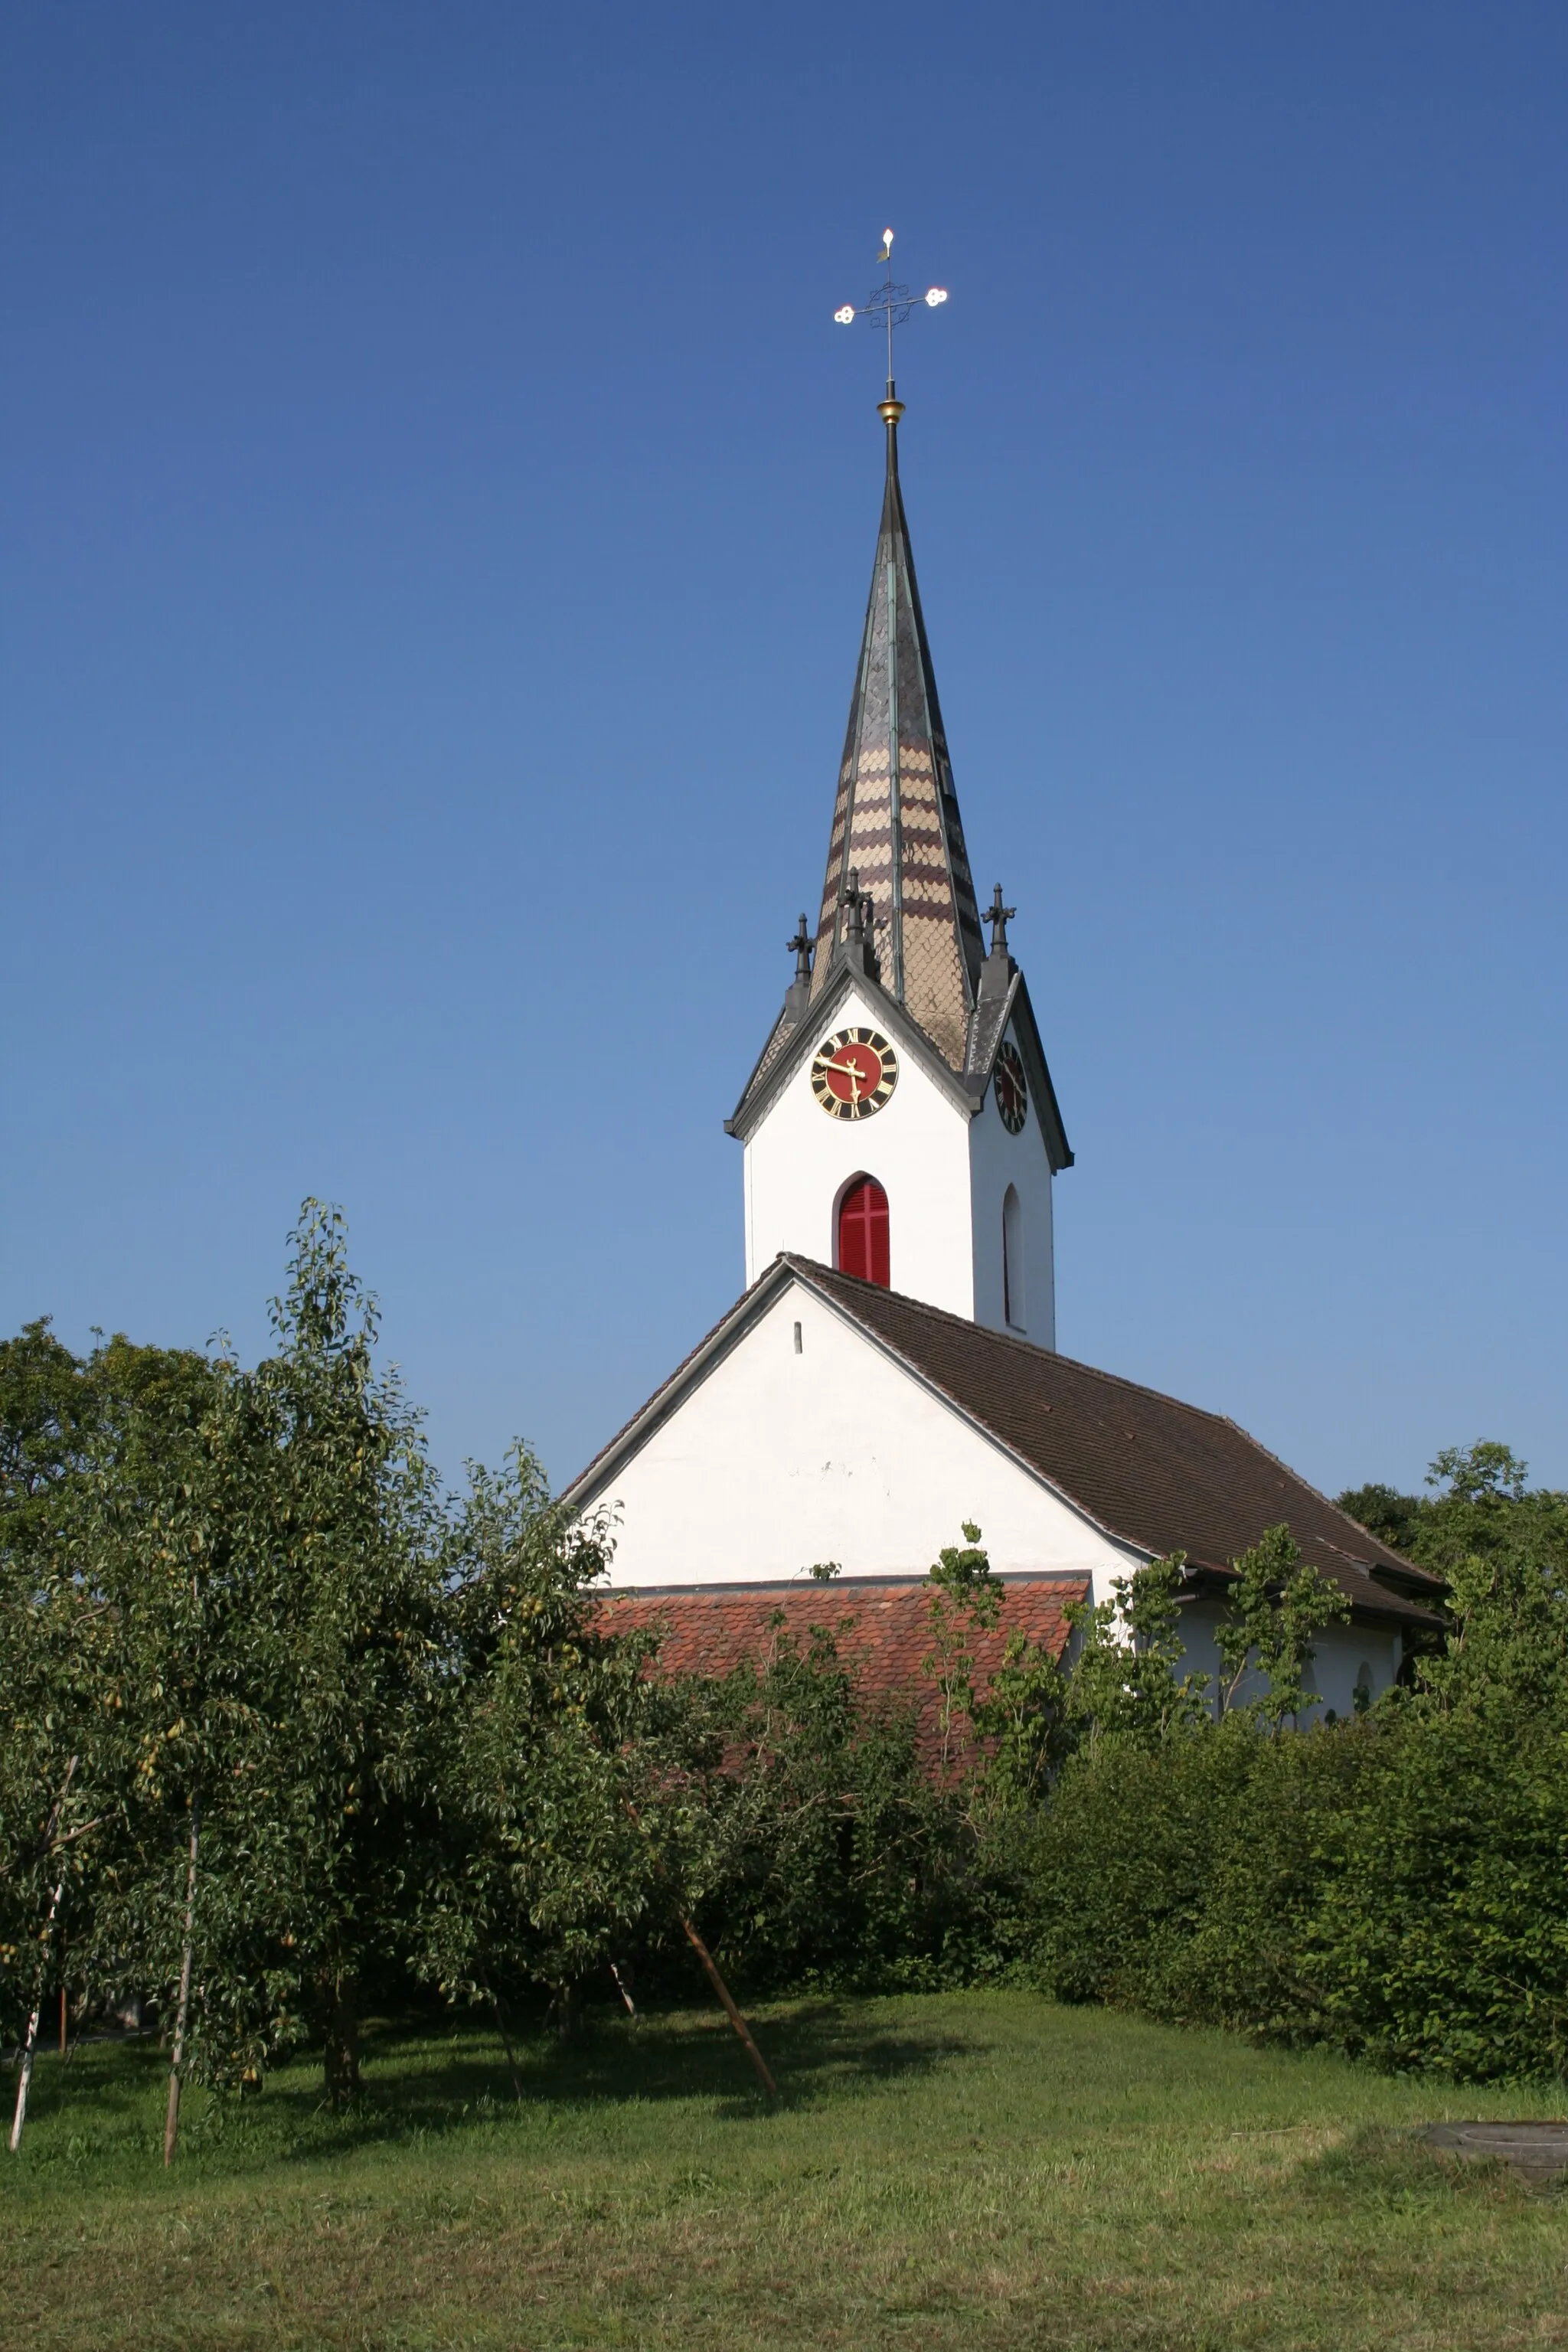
680,1916,777,2100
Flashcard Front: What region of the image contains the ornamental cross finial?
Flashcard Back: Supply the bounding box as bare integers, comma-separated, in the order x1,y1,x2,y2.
986,884,1017,959
787,914,813,987
833,227,949,397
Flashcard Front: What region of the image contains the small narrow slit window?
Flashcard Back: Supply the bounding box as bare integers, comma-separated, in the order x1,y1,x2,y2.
1003,1185,1025,1330
838,1176,890,1287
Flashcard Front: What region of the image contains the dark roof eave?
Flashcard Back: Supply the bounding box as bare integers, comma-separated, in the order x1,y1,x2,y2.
1183,1560,1444,1634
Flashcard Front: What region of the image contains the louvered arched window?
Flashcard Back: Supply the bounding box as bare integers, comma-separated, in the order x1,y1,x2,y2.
837,1175,890,1287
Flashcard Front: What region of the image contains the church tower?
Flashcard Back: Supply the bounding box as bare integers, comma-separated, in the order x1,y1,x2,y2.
726,391,1071,1341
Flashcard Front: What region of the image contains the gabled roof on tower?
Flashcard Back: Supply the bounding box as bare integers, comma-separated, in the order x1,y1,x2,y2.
724,945,1071,1173
811,401,985,1070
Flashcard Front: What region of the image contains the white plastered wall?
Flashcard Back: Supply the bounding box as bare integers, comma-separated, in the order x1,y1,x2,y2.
969,1018,1057,1346
1174,1601,1403,1726
594,1276,1139,1590
743,984,977,1316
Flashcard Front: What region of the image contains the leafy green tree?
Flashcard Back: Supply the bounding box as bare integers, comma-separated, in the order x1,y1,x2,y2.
922,1523,998,1774
1213,1524,1350,1730
913,1523,1069,1808
58,1205,449,2132
227,1202,449,2103
1064,1554,1211,1749
416,1446,658,2043
2,1323,218,2149
1344,1444,1568,1717
967,1626,1071,1808
0,1321,100,1567
653,1612,969,1997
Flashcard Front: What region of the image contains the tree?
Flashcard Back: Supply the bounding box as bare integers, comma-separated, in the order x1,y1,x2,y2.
57,1204,449,2129
1064,1554,1211,1749
230,1201,449,2104
1213,1524,1349,1730
1343,1444,1568,1717
2,1323,218,2150
416,1446,658,2043
922,1523,999,1775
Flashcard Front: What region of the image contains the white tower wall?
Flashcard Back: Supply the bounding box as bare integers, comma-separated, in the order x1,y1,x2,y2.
969,1024,1057,1346
743,985,977,1316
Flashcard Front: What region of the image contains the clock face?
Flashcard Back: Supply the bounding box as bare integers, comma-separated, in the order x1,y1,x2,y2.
811,1027,898,1120
994,1040,1028,1134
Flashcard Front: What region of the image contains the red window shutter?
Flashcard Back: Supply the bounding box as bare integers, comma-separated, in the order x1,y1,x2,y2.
838,1177,890,1287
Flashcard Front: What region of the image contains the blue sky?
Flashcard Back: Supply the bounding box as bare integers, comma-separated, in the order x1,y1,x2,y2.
4,1,1564,1501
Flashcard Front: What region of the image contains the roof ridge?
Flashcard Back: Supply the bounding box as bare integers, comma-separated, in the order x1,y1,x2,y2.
787,1257,1429,1584
602,1570,1090,1596
786,1255,1243,1432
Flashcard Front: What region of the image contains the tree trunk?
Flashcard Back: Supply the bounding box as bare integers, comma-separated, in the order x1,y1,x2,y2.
9,1759,79,2157
485,1987,524,2102
163,1798,201,2167
8,1878,65,2155
322,1975,360,2109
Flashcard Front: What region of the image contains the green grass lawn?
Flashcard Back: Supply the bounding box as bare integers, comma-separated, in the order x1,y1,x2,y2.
3,1991,1566,2350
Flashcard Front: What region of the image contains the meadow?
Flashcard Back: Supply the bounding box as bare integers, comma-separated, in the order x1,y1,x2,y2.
4,1991,1566,2350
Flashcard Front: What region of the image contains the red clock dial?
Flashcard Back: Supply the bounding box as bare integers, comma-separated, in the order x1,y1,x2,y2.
993,1041,1028,1134
810,1027,898,1120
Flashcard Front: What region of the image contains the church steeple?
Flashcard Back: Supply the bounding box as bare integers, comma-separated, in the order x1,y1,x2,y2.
727,341,1070,1335
811,396,985,1070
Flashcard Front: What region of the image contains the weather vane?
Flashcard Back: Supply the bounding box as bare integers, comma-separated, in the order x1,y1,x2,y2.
834,228,948,396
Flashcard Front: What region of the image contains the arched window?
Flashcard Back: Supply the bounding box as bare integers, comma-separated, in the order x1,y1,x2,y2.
837,1175,890,1287
1002,1185,1025,1330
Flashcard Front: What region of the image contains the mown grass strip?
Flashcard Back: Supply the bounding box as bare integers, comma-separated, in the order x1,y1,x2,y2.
4,1991,1566,2350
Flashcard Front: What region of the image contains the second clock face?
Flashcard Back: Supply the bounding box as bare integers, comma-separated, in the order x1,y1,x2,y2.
994,1040,1028,1133
811,1027,898,1120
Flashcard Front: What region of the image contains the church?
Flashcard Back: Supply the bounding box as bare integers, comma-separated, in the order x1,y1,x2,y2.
563,372,1442,1722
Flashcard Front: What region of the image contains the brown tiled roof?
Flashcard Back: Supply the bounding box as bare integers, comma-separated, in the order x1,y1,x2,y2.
595,1576,1086,1756
791,1260,1444,1627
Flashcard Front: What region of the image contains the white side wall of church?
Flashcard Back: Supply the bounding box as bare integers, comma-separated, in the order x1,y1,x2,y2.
1174,1602,1403,1726
969,1021,1057,1346
596,1278,1140,1590
742,985,977,1315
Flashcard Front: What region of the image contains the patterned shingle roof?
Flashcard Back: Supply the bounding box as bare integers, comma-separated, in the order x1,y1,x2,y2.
810,412,985,1070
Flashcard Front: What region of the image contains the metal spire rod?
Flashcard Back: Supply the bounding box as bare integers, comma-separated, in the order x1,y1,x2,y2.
833,227,948,393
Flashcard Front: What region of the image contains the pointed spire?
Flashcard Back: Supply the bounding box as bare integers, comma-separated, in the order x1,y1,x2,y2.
810,396,985,1069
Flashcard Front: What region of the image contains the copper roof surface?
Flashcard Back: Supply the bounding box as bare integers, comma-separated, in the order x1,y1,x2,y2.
595,1575,1086,1753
